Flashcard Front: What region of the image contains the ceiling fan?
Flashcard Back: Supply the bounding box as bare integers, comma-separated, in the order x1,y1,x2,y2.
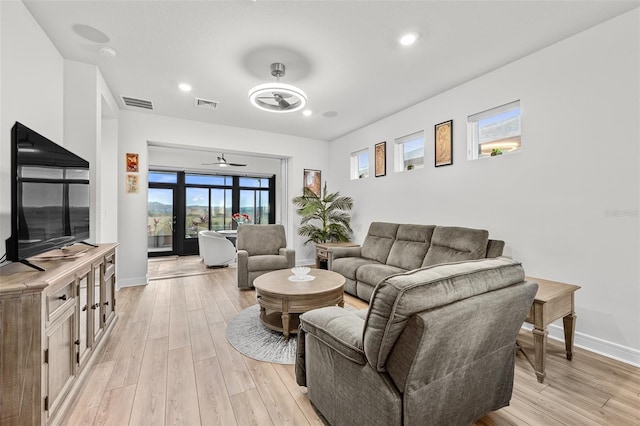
202,153,246,167
258,92,293,109
248,63,307,113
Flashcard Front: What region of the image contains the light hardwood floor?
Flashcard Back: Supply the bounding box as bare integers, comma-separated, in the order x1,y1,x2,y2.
62,257,640,425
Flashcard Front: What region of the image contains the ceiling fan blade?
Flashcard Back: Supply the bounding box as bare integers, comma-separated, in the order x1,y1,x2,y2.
273,93,290,108
227,163,247,167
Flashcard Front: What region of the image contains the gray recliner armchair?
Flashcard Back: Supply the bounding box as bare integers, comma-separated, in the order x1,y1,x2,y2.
236,224,295,288
296,257,537,426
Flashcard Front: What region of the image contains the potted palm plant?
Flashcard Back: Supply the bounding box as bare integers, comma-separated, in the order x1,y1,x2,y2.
292,182,354,245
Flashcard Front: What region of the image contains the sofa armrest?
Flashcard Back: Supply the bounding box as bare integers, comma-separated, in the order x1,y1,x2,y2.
301,307,366,364
328,246,362,270
279,247,296,267
296,306,367,386
236,250,249,288
486,239,505,258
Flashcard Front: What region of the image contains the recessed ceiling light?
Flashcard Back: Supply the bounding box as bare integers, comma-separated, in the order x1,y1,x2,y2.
399,32,419,46
302,109,312,116
178,83,192,92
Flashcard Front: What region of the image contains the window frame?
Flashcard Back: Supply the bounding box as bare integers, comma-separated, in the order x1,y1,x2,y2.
467,100,521,160
350,148,370,180
394,130,425,172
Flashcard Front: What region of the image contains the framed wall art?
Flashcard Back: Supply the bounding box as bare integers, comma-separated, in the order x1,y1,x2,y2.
375,141,386,177
304,169,321,197
126,173,139,193
434,120,453,167
126,152,139,172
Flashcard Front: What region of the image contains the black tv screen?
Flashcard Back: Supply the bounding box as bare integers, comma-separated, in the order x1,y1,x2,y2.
6,122,90,263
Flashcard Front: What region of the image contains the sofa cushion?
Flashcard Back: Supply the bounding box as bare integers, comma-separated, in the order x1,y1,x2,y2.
361,222,399,264
237,224,287,256
247,254,290,271
356,263,407,288
332,257,382,280
422,226,489,267
363,257,525,372
386,224,435,270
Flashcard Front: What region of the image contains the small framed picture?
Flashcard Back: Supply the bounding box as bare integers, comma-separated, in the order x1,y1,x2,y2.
435,120,453,167
126,173,139,193
126,152,139,172
375,142,386,177
303,169,321,197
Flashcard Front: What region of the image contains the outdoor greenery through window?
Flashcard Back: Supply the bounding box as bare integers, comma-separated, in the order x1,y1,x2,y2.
394,131,424,171
350,149,369,179
467,100,521,159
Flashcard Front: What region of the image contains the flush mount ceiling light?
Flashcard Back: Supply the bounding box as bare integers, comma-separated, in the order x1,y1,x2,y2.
248,63,307,113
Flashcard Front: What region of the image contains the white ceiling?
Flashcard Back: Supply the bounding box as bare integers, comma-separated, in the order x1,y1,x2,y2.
24,0,639,142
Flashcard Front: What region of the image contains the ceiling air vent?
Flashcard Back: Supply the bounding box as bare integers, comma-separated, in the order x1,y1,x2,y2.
121,96,154,110
194,97,219,110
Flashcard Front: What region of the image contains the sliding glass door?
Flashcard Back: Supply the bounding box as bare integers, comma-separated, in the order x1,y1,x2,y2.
149,171,275,257
147,182,177,256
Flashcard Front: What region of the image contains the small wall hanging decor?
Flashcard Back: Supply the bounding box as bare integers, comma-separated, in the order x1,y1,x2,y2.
304,169,321,196
126,152,139,172
126,173,139,193
435,120,453,167
375,142,386,177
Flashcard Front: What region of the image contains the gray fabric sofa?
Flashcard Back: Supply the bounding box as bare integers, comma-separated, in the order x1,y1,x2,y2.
296,257,538,426
329,222,505,301
236,224,295,288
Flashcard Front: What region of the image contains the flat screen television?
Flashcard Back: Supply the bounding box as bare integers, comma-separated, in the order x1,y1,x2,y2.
5,122,91,269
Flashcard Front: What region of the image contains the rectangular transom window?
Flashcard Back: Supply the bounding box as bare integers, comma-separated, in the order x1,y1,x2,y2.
350,149,369,180
394,131,424,172
148,171,178,184
467,100,521,159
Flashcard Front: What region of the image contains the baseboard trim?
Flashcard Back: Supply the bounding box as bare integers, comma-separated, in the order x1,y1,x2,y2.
522,323,640,368
116,276,148,289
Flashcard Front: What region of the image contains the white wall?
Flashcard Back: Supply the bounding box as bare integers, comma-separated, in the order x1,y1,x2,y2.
0,2,117,267
330,10,640,365
0,0,64,246
117,111,329,287
63,60,119,245
100,113,118,243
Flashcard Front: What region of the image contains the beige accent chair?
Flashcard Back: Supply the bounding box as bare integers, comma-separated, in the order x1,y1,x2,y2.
236,224,295,288
198,230,236,267
296,257,537,426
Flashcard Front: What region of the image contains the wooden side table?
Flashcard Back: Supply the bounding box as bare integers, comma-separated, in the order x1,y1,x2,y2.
315,242,359,269
522,276,581,383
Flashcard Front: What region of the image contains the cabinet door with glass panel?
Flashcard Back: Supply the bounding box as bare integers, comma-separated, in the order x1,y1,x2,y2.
91,258,104,345
103,251,116,328
75,265,92,371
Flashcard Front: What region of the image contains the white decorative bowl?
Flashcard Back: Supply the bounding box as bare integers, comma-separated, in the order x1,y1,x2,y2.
291,266,311,279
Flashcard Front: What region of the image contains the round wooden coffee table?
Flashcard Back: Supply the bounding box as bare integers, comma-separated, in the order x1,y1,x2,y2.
253,269,345,340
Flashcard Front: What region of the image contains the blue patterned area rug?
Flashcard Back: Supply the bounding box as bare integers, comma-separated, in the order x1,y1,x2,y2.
225,304,297,364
